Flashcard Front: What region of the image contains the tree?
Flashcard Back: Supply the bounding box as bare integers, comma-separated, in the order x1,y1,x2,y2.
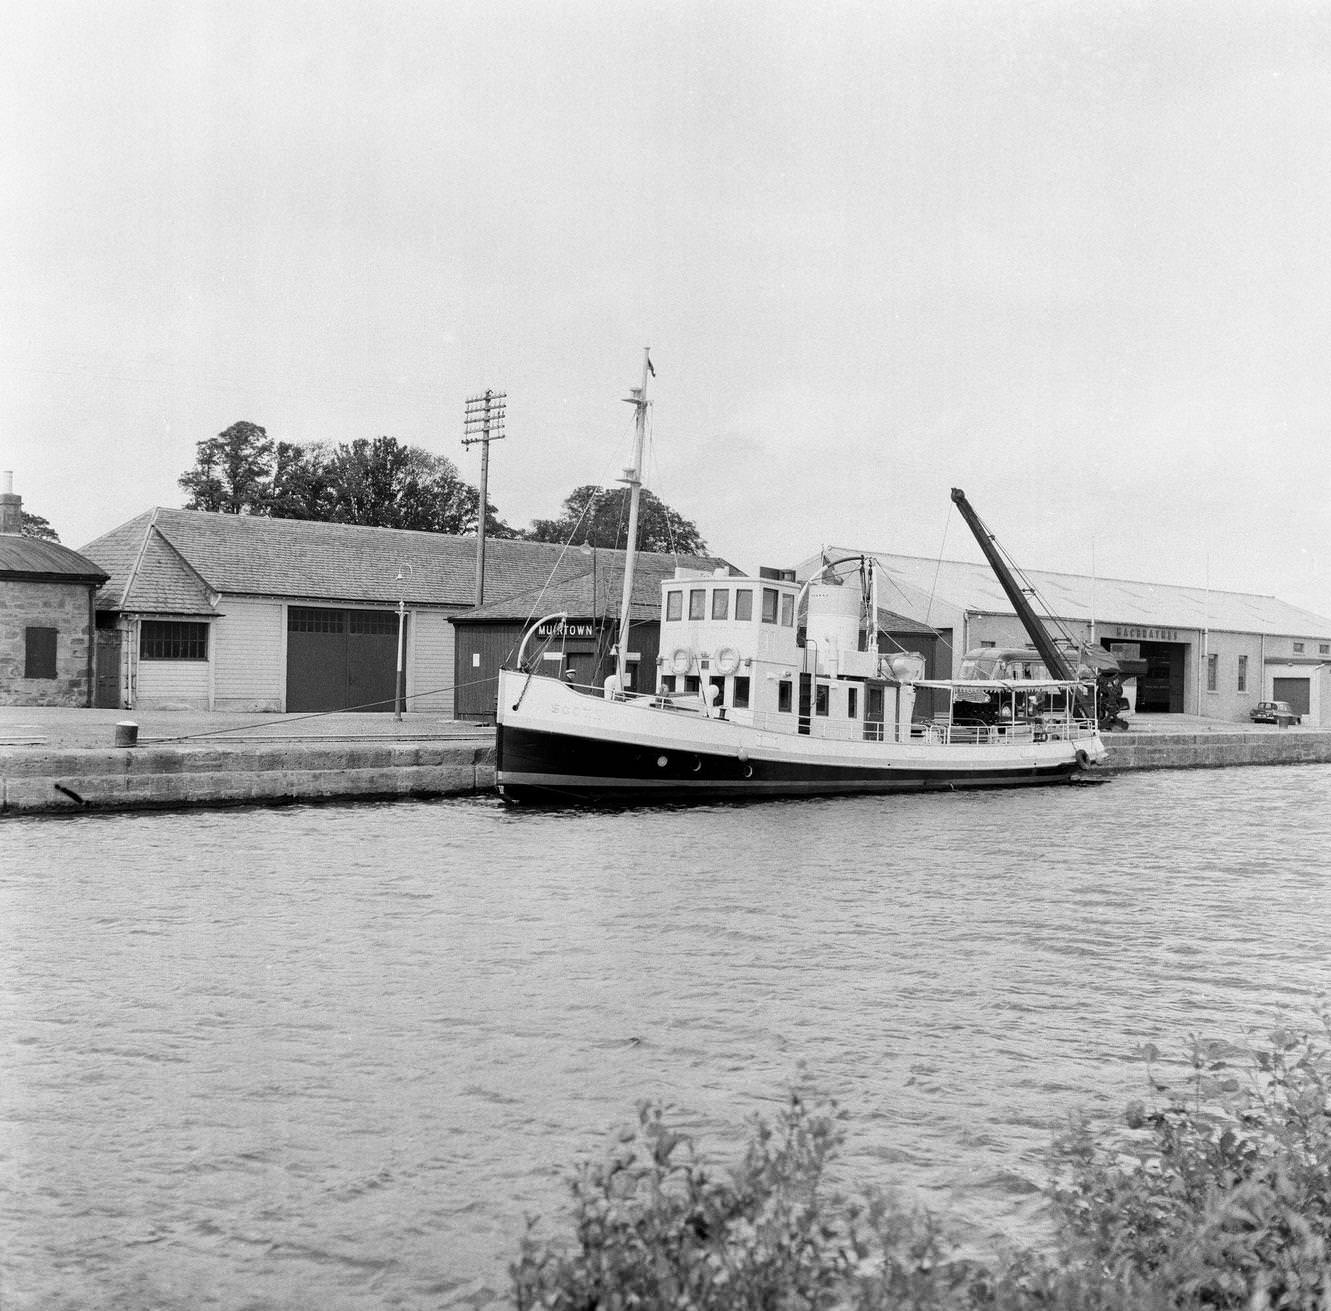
178,421,275,513
527,484,707,553
325,436,515,535
267,440,338,521
20,511,59,542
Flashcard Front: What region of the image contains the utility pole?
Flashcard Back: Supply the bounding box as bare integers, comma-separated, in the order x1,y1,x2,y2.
462,390,506,606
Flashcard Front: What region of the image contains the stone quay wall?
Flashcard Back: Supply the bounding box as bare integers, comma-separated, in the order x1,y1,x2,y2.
1,739,496,815
1103,728,1331,772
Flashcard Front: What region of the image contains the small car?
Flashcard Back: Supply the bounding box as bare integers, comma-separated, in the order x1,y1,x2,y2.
1250,700,1301,726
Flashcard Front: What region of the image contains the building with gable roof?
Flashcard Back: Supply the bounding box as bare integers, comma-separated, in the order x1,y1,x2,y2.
79,508,728,716
800,546,1331,726
0,474,109,707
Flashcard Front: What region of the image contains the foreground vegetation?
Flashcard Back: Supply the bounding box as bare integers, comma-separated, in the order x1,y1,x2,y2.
512,1012,1331,1309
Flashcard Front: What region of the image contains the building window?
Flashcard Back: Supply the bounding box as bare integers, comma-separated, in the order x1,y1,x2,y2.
815,684,829,716
665,591,682,621
1237,654,1248,693
1321,644,1330,656
735,589,753,621
761,588,779,624
24,627,57,679
777,678,792,712
711,589,729,620
289,607,344,633
847,686,858,718
141,620,209,660
348,610,397,635
1294,641,1305,654
689,589,706,620
1206,653,1218,692
733,676,750,709
780,593,795,626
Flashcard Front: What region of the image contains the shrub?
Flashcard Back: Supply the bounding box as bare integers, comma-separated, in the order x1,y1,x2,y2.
512,1012,1331,1310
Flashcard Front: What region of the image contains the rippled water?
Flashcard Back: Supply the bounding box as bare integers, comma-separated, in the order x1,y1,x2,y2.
3,765,1330,1308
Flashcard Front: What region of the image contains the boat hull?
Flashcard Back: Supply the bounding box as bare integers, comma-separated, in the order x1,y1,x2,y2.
495,671,1098,805
497,723,1083,803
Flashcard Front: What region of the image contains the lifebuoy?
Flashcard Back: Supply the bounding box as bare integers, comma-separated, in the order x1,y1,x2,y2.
669,647,692,675
715,647,741,675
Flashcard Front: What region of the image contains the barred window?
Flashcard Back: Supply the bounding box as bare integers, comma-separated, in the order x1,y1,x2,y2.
141,620,208,661
289,607,345,633
348,610,397,635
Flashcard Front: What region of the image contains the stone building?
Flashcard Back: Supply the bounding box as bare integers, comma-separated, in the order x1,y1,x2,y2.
0,474,108,707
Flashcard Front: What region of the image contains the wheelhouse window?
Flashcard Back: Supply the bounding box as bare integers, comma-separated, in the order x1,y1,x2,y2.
665,590,683,621
689,589,706,620
735,589,753,621
847,686,858,718
711,589,729,620
1237,654,1248,693
141,620,208,660
780,593,795,626
24,627,57,679
777,678,792,713
761,588,779,624
1206,653,1218,692
1293,642,1305,654
815,684,829,716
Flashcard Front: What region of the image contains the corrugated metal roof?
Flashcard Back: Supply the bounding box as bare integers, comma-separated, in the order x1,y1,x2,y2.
0,534,108,582
819,545,1331,639
80,508,730,615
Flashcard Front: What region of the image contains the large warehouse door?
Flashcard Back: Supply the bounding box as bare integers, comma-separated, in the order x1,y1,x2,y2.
1136,641,1187,713
287,607,403,712
1273,677,1311,717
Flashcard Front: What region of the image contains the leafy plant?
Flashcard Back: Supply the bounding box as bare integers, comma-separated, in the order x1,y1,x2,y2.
512,1010,1331,1310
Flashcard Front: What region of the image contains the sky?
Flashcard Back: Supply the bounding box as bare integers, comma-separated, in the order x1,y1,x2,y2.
4,0,1330,618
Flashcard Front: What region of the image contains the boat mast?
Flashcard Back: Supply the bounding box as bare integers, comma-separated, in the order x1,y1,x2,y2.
615,348,651,687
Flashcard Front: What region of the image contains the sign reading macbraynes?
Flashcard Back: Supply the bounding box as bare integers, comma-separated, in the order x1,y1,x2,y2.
1111,625,1180,643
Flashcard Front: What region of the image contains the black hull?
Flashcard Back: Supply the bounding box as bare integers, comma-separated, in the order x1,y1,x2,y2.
496,724,1083,804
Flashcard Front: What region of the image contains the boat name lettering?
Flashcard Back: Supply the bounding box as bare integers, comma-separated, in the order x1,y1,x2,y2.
1110,626,1178,642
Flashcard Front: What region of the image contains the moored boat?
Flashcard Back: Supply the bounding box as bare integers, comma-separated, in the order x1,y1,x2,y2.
495,355,1107,803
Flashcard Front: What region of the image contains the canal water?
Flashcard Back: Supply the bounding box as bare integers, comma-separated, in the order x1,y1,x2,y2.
3,765,1330,1309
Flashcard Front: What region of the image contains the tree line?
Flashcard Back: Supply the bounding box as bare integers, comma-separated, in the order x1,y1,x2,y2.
176,420,708,553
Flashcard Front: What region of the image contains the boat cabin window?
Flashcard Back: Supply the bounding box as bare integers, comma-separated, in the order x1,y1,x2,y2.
761,588,779,624
711,589,729,620
847,686,858,718
781,593,794,626
733,676,750,709
682,675,700,693
707,676,725,706
689,589,706,620
777,678,792,713
735,589,753,621
815,684,829,716
666,590,682,621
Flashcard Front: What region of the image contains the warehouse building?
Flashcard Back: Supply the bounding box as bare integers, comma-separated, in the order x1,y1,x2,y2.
799,547,1331,728
79,508,725,717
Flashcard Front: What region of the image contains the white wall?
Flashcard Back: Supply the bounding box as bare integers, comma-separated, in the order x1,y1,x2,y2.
213,598,285,712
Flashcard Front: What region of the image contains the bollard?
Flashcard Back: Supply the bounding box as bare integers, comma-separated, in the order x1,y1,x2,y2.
114,721,139,748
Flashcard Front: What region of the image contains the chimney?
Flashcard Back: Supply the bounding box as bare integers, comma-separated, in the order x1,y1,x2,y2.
0,471,21,535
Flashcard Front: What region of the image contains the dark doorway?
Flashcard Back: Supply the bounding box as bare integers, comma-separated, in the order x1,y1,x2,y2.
1273,677,1311,717
1136,641,1187,713
287,607,402,712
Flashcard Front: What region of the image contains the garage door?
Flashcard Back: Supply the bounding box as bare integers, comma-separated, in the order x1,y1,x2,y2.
1272,677,1311,717
287,607,403,712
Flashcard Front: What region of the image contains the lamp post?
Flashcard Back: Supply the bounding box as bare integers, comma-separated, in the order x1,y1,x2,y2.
394,562,413,720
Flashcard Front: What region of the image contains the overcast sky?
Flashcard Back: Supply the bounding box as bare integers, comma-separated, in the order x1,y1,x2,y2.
5,1,1329,617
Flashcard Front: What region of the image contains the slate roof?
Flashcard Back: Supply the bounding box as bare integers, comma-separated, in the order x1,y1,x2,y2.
815,546,1331,640
0,534,108,583
81,508,729,615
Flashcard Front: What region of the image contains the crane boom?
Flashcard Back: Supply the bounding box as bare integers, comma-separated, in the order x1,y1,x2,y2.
949,487,1096,720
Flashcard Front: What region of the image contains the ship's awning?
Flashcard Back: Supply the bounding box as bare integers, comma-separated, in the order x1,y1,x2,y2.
913,679,1085,692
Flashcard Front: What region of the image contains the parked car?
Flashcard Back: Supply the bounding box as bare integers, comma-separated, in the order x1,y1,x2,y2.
1250,700,1301,726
